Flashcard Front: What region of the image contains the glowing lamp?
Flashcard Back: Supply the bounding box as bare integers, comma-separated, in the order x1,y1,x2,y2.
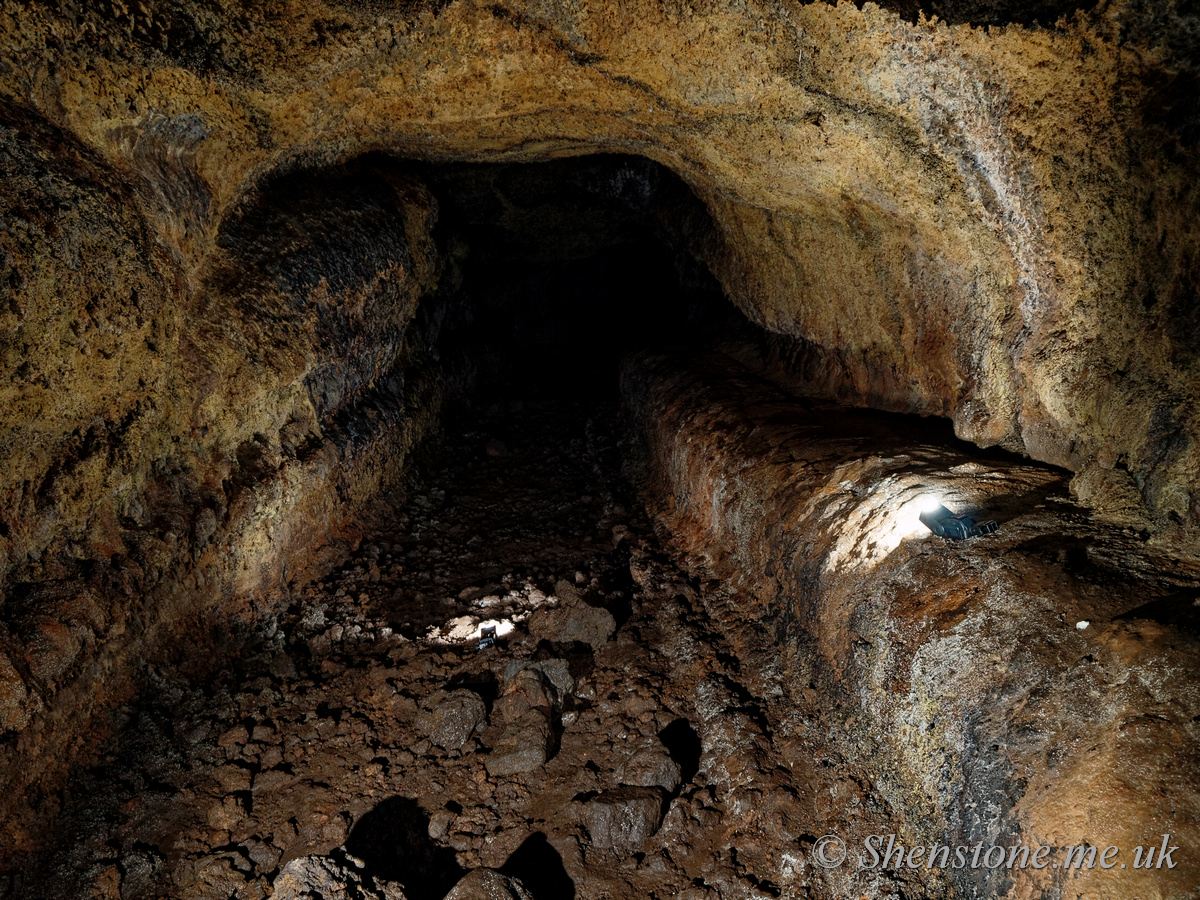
918,504,999,540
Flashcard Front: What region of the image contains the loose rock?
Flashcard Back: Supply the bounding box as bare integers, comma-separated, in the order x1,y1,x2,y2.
583,786,668,855
443,869,534,900
485,710,554,777
272,854,407,900
415,690,488,751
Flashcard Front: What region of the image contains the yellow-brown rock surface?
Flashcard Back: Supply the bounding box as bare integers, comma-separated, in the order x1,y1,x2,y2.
623,347,1200,900
1,0,1198,883
3,0,1197,543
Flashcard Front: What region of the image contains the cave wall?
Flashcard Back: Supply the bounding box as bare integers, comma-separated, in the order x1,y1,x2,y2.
1,0,1199,866
0,137,462,854
622,348,1200,900
3,0,1198,546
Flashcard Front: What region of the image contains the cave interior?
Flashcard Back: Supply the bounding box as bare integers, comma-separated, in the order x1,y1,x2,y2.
1,0,1200,898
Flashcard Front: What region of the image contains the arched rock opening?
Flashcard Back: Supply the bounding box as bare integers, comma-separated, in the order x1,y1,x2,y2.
2,0,1200,897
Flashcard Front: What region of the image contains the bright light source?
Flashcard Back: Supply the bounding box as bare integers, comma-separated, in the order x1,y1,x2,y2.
916,495,944,514
905,494,946,536
476,618,515,639
918,503,999,540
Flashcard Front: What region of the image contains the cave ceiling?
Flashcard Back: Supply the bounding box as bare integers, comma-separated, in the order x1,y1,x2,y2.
1,0,1199,547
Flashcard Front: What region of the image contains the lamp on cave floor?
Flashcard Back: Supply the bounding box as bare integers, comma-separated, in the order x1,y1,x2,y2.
918,500,999,540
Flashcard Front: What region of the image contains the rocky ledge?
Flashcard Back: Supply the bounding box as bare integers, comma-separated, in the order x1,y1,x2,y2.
624,347,1200,900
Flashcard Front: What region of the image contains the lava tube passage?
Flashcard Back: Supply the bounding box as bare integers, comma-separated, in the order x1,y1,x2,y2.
2,4,1199,899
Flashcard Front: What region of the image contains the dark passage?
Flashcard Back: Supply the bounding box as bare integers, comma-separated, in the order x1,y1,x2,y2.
414,154,736,402
10,155,768,900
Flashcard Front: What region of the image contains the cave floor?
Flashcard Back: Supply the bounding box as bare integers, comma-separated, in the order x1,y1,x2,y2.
21,382,911,900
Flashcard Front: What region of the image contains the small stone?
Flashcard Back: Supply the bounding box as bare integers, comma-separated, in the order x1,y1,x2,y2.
618,742,682,793
191,853,249,895
213,764,252,793
218,725,249,748
428,808,457,840
244,839,282,872
494,668,555,721
252,768,295,794
583,786,667,854
415,690,488,751
485,711,553,776
443,869,534,900
497,660,573,714
269,652,298,679
207,795,244,831
260,746,284,769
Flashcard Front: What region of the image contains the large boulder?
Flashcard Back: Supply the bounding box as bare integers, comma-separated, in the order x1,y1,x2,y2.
527,581,616,650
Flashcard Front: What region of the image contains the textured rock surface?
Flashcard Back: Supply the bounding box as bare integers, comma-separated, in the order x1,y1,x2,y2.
485,711,555,778
3,0,1199,541
442,869,534,900
527,581,618,650
583,786,668,855
273,853,408,900
485,661,571,776
617,739,683,793
8,380,1197,898
1,0,1199,891
623,348,1200,900
0,145,466,853
10,392,839,900
415,690,489,752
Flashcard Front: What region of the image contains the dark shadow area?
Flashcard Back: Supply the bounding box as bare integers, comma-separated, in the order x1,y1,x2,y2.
1115,592,1200,637
444,670,500,714
860,0,1093,26
413,154,742,404
593,544,636,627
344,796,465,900
500,832,576,900
951,480,1072,529
658,719,702,787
